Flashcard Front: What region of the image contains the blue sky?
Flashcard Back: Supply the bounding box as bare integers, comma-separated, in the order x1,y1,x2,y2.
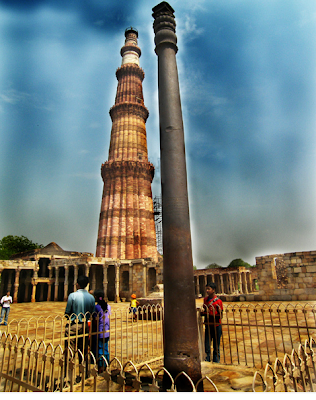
1,0,316,269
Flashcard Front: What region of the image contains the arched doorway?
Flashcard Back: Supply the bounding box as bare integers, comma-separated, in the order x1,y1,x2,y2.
147,267,156,293
107,265,115,301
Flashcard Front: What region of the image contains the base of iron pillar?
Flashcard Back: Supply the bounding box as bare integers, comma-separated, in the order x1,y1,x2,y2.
163,355,203,392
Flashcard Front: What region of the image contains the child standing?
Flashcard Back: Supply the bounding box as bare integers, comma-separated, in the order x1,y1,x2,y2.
201,283,223,363
130,294,139,321
93,290,111,372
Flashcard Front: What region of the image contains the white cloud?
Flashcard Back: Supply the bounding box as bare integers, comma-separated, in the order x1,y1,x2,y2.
0,89,31,105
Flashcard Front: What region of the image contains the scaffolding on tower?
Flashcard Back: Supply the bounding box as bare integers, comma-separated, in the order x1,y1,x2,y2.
153,195,163,255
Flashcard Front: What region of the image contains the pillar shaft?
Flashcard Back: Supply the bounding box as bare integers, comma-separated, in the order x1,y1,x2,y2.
114,264,120,302
74,265,78,292
103,265,108,300
91,266,96,292
238,272,243,293
220,274,224,293
143,264,147,297
13,269,20,303
64,267,69,301
47,268,52,301
54,267,59,301
152,2,202,386
129,264,133,294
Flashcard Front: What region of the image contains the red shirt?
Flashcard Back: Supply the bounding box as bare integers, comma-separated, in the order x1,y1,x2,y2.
202,295,223,325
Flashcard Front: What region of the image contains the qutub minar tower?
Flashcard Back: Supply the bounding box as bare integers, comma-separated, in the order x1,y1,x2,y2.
96,27,158,262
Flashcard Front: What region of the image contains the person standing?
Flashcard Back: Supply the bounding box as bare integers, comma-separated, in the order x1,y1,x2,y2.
202,283,223,363
92,289,111,373
64,275,95,367
0,291,12,326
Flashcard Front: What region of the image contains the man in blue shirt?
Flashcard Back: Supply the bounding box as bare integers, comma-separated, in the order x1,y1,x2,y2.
64,275,95,374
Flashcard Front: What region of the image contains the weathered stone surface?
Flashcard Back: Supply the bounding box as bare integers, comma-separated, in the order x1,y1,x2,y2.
255,250,316,301
96,29,158,263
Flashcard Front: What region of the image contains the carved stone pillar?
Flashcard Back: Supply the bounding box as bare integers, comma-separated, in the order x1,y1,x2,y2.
31,268,38,303
143,263,147,297
103,264,108,300
114,263,120,302
232,273,236,292
73,265,78,292
91,265,96,292
54,267,59,301
85,263,90,278
248,272,253,292
204,274,207,288
47,267,53,301
13,268,20,303
228,273,233,294
64,266,69,301
211,274,215,283
220,274,224,294
243,272,249,294
238,272,243,294
129,264,133,294
31,282,37,303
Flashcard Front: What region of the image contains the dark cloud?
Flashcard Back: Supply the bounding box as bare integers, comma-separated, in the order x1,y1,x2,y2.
0,0,138,32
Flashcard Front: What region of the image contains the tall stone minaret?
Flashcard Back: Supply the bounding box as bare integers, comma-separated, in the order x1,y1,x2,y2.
96,28,158,262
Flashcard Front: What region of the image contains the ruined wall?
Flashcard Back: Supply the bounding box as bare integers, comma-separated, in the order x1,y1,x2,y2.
255,251,316,301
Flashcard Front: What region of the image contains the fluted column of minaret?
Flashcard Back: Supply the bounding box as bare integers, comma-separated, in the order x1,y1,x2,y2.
96,28,158,262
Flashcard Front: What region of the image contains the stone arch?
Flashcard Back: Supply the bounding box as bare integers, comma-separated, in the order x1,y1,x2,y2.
18,270,32,302
122,270,129,291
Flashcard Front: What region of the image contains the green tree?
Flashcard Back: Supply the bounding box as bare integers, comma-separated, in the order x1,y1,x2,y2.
193,265,197,270
0,235,43,260
206,262,222,269
227,258,253,269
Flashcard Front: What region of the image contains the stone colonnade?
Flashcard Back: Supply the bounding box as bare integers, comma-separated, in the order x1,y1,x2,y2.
0,260,39,303
194,267,254,297
0,256,163,303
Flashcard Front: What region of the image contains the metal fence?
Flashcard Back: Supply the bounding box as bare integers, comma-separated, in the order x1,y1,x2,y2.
1,302,316,371
1,332,315,392
0,334,218,392
198,302,316,369
1,301,316,392
253,337,316,392
0,305,164,366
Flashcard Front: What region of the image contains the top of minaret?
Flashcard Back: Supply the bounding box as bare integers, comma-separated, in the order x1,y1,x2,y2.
121,27,141,66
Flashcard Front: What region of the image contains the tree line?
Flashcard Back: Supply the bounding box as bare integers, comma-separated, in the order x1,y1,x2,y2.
0,235,43,260
193,258,255,270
